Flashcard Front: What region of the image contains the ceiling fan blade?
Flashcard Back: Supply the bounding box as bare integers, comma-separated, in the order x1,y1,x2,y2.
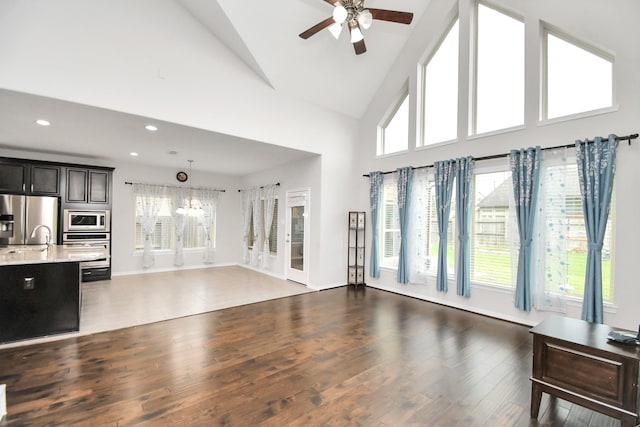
299,17,336,39
353,39,366,55
369,8,414,25
324,0,342,4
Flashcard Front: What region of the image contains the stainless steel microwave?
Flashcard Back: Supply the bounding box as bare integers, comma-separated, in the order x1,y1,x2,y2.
63,209,110,232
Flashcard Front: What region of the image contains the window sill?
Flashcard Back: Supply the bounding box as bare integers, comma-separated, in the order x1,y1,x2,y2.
376,271,617,309
133,247,208,255
470,280,617,311
467,124,526,141
376,149,409,160
537,105,619,127
415,138,458,151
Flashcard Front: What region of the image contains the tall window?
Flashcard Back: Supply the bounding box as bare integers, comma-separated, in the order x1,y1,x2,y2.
410,172,455,278
466,162,614,303
472,3,524,135
470,170,515,285
537,158,615,302
422,19,459,146
247,205,255,249
378,91,409,156
267,199,278,254
135,196,207,250
380,180,401,268
248,199,278,253
544,30,613,120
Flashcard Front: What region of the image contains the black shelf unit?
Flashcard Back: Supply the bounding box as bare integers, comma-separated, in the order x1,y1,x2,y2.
347,211,365,288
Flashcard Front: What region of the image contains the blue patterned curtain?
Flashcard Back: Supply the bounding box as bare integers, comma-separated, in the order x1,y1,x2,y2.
456,157,474,297
369,171,384,278
396,167,414,284
510,147,541,311
435,160,457,292
576,135,618,323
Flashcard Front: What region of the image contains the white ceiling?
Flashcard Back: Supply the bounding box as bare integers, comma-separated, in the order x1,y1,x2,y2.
0,0,430,175
0,89,318,176
191,0,430,118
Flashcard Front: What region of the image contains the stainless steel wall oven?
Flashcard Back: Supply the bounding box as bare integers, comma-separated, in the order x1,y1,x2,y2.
63,231,111,281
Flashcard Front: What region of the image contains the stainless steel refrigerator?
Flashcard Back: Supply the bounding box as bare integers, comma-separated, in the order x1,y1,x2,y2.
0,194,58,246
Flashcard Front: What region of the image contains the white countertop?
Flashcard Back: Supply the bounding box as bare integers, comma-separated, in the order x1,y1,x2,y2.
0,245,108,266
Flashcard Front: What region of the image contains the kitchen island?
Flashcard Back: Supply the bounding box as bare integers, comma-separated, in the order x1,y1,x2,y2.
0,245,108,343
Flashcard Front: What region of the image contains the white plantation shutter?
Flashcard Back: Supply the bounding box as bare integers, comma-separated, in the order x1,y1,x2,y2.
381,181,401,268
268,199,278,254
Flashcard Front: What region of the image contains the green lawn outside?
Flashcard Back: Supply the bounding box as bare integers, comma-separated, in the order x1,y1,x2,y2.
431,244,612,301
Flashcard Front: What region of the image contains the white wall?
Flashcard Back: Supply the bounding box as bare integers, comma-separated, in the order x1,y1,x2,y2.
357,0,640,329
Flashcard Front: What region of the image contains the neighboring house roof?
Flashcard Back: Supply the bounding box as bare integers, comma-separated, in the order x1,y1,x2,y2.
477,179,512,209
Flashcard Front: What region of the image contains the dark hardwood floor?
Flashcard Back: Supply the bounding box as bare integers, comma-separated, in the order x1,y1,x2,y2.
0,287,622,426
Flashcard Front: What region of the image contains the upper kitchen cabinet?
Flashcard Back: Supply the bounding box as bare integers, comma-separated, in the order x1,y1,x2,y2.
30,165,60,195
0,161,25,193
0,159,60,195
65,168,110,204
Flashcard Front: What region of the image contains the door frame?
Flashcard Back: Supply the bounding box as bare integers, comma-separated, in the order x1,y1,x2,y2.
285,188,310,285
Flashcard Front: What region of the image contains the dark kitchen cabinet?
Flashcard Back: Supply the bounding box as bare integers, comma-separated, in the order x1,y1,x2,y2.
30,165,60,195
0,161,25,193
0,160,59,195
65,168,109,204
0,262,81,344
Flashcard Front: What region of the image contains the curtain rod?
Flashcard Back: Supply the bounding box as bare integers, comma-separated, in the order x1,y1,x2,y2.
237,182,280,192
362,133,638,177
124,181,226,192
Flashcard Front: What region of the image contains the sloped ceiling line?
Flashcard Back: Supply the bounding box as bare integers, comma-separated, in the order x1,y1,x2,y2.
176,0,274,89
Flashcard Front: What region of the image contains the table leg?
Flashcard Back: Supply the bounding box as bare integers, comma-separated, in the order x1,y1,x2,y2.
620,413,638,427
530,381,543,418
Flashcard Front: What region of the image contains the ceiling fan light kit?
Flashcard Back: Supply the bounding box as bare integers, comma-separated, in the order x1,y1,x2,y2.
299,0,413,55
349,21,364,43
328,22,343,39
333,5,348,24
357,9,373,29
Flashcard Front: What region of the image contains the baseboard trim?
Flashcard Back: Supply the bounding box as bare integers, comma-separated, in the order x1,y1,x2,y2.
238,263,286,281
366,283,537,327
112,263,237,277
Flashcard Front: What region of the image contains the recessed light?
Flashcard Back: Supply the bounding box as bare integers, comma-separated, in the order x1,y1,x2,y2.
35,119,50,126
167,150,178,155
129,152,139,157
145,124,158,131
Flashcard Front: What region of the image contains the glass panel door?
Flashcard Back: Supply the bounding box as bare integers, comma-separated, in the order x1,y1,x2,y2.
286,189,310,285
290,205,304,271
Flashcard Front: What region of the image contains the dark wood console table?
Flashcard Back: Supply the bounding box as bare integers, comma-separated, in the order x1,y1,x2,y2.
530,316,640,427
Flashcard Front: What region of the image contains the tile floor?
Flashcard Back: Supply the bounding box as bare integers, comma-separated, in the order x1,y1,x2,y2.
0,265,312,349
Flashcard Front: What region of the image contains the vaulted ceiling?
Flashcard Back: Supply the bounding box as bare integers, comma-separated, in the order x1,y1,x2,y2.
180,0,431,118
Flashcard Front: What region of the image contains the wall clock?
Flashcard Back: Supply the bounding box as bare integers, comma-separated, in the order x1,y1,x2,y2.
176,171,188,183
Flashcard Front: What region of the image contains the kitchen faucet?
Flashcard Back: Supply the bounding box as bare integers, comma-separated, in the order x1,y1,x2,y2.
30,224,53,247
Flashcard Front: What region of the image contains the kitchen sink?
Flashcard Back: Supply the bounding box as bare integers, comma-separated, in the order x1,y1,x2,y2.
0,246,47,255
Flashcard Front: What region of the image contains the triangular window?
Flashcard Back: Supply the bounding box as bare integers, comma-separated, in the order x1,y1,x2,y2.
378,91,409,156
544,30,613,120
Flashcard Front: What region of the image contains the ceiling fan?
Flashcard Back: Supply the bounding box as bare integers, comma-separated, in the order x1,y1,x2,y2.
299,0,414,55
